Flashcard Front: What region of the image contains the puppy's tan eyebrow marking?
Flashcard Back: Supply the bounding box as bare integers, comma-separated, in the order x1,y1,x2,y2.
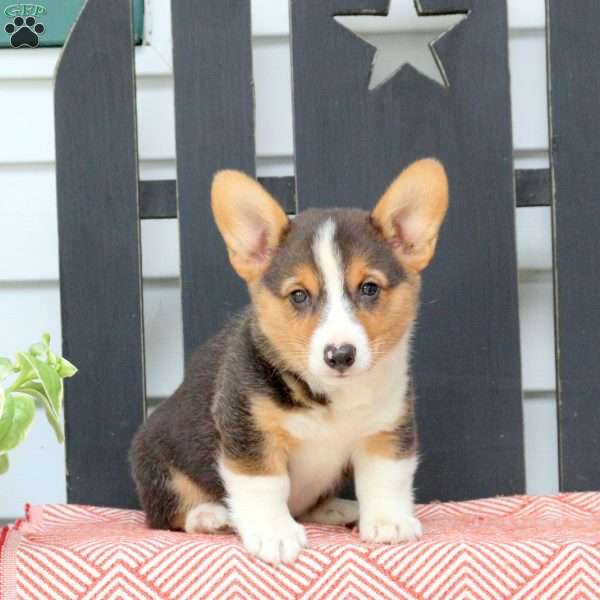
280,264,320,297
364,269,389,286
346,257,389,292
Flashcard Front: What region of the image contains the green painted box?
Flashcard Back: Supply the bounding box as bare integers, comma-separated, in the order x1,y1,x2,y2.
1,1,144,48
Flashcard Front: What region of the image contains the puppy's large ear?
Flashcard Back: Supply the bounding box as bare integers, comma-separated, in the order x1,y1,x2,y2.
371,158,449,272
212,170,289,281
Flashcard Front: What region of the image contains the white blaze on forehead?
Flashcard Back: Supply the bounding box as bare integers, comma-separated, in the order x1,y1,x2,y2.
309,219,371,382
312,219,345,303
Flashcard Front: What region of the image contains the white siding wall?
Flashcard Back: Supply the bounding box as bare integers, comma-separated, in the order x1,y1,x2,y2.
0,0,554,519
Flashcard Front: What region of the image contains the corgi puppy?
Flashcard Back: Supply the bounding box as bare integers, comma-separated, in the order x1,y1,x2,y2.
130,158,448,564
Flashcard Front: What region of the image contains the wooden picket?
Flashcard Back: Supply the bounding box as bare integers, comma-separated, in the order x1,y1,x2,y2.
55,0,145,508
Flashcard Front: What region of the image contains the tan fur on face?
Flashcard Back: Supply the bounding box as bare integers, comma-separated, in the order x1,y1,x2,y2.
169,468,213,529
280,264,321,298
345,257,389,294
251,270,321,374
361,281,418,357
346,256,420,357
223,395,299,477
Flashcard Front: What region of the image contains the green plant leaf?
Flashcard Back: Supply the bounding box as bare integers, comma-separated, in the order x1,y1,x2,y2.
0,392,36,452
20,381,55,412
47,350,58,368
29,343,46,357
0,358,14,382
0,388,14,443
19,382,64,444
57,358,77,379
42,407,64,444
17,353,62,418
12,354,36,388
0,334,75,462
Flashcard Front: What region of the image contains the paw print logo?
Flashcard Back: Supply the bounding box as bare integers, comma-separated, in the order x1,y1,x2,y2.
5,16,45,48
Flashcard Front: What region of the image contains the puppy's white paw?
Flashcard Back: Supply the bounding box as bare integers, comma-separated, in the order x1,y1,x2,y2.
185,502,230,534
359,512,422,544
238,518,307,564
300,497,359,526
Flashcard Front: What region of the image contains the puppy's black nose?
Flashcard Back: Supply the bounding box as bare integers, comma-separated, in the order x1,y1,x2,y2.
324,344,356,372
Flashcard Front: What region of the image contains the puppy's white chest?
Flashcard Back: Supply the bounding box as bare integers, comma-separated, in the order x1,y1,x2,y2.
284,383,404,516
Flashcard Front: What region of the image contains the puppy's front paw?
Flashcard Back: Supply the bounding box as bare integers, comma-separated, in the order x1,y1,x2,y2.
238,518,307,564
359,512,422,544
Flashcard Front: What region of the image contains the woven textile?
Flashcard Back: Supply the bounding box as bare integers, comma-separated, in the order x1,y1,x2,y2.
2,493,600,599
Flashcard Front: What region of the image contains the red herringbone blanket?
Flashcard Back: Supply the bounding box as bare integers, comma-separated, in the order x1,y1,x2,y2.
2,493,600,599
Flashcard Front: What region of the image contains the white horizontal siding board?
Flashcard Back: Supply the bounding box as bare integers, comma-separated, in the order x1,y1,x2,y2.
0,166,59,282
0,45,172,81
254,40,294,159
523,394,559,495
506,0,545,31
136,77,176,161
143,282,184,398
516,207,553,271
518,274,557,392
141,220,181,280
138,157,295,179
0,80,54,164
509,32,548,152
252,0,545,36
1,285,61,359
0,48,62,81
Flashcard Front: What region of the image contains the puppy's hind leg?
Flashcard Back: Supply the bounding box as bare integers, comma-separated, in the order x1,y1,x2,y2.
168,468,230,533
299,497,359,526
184,502,231,534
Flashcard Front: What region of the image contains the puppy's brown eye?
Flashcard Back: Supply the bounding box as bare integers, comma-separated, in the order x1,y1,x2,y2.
360,281,379,298
290,289,309,305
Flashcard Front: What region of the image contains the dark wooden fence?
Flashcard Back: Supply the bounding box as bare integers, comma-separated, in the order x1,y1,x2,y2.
54,0,598,509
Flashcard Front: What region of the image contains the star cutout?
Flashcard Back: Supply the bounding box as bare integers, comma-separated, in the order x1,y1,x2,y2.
335,0,467,90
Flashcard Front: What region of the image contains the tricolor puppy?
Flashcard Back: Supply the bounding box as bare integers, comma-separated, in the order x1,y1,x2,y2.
130,158,448,564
